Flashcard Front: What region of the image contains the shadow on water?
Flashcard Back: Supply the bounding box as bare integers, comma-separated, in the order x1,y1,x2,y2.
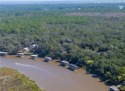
43,60,50,63
58,64,62,66
85,69,111,91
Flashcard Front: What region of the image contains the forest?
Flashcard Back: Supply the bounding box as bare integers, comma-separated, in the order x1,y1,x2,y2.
0,3,125,90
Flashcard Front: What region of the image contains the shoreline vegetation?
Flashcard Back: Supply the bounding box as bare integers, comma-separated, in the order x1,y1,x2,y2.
0,3,125,91
0,67,45,91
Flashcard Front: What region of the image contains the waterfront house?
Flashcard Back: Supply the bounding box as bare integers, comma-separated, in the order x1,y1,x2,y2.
61,51,67,54
0,52,8,56
44,57,52,62
31,55,38,59
31,43,36,49
60,60,69,67
23,47,29,53
110,86,119,91
17,53,24,57
69,64,79,71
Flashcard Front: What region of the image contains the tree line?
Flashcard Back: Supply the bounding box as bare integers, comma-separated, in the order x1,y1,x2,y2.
0,4,125,90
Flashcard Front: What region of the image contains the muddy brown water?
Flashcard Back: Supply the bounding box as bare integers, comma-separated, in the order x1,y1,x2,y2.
0,56,109,91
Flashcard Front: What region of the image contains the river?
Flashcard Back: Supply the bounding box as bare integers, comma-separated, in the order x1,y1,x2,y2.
0,56,109,91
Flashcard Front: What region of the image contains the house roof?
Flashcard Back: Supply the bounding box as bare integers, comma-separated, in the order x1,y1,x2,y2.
69,64,79,69
17,53,24,55
45,57,52,60
0,51,7,54
61,60,69,64
0,52,8,55
110,86,119,91
31,55,38,57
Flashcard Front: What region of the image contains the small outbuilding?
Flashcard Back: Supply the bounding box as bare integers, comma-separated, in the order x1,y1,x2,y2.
23,47,29,53
17,53,24,57
110,86,119,91
44,57,52,62
31,55,38,59
69,64,79,71
60,60,69,67
0,52,8,56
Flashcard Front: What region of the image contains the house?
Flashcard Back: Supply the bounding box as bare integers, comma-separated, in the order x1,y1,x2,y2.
17,50,23,53
44,57,52,62
61,51,67,54
60,60,69,67
69,64,79,71
31,55,38,59
0,52,8,56
17,53,24,57
31,43,36,49
110,86,119,91
23,47,29,53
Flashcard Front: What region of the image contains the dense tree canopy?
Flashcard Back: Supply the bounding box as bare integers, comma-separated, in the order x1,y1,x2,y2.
0,3,125,89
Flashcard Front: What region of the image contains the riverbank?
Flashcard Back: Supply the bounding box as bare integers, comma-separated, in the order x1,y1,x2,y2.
0,67,45,91
0,55,109,91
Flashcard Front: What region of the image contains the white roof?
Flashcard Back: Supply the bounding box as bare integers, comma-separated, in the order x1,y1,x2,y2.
45,57,52,60
61,60,69,64
0,51,7,53
69,64,79,69
110,86,119,91
31,55,38,57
